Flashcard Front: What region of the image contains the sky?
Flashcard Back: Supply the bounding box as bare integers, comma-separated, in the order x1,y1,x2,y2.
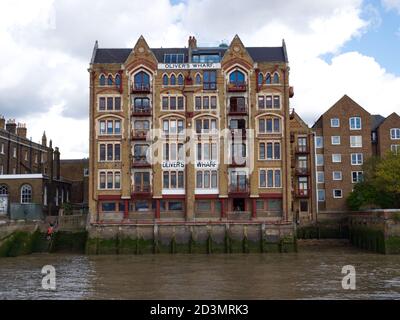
0,0,399,159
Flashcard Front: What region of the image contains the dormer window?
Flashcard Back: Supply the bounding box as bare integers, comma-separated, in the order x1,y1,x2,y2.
164,54,185,63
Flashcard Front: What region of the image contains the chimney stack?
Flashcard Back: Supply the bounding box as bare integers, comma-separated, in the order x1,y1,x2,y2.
54,147,60,180
188,36,197,49
17,123,27,138
0,116,5,130
6,119,16,134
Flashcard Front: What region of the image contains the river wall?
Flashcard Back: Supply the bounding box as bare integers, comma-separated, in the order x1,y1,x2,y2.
86,223,297,254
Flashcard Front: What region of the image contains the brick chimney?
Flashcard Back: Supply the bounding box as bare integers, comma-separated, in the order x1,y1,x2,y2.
17,123,27,138
6,119,16,134
188,36,197,49
0,116,5,130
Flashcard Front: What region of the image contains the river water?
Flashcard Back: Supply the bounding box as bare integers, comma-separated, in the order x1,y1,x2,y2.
1,242,400,300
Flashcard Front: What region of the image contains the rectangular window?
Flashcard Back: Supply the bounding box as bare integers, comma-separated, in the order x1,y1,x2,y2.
317,171,324,183
317,189,325,202
331,136,341,145
99,171,121,190
331,118,340,127
203,96,209,109
259,143,265,159
258,96,264,109
273,96,280,109
332,154,342,163
259,169,281,188
350,135,362,147
390,128,400,140
107,97,113,110
210,96,217,109
203,71,216,90
316,154,324,166
351,153,363,165
332,171,342,180
315,136,323,148
266,96,272,109
391,144,400,154
102,202,116,212
195,96,201,110
349,117,362,130
99,97,106,111
352,171,363,183
333,189,343,198
163,171,185,189
114,97,121,110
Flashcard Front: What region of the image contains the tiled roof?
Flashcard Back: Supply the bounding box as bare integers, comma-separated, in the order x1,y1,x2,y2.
371,114,385,131
92,46,287,64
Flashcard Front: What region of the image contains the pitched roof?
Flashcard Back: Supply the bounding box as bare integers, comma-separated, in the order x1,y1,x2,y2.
92,46,287,64
371,114,385,131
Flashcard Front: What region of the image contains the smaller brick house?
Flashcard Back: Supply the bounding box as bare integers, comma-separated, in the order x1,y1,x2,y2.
60,158,89,206
372,112,400,157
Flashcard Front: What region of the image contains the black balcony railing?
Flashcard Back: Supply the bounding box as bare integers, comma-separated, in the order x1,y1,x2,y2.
227,82,247,92
295,146,309,153
295,167,310,175
131,83,151,93
229,183,249,193
132,156,150,167
132,129,149,139
133,185,151,193
132,106,151,115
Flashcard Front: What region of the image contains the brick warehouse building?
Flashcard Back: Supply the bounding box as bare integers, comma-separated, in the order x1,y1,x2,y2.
0,117,71,218
312,95,400,213
88,35,304,224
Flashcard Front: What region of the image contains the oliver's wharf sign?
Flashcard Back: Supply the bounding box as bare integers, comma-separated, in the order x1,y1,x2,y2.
158,63,221,70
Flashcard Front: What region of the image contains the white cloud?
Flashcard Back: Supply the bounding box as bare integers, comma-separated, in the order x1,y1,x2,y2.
382,0,400,13
0,0,399,158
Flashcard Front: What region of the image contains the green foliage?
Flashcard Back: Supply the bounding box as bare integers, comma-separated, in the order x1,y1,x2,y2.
347,153,400,210
61,202,73,215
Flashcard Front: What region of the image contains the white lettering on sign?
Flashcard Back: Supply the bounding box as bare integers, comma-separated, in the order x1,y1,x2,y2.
158,63,221,70
162,161,185,169
195,161,218,169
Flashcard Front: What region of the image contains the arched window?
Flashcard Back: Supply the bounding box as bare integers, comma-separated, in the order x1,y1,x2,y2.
20,184,32,204
99,74,106,86
229,70,245,85
178,74,184,85
195,73,201,85
258,73,263,85
265,73,271,84
170,74,176,85
0,184,8,195
134,71,150,90
115,74,121,86
107,75,113,86
273,72,279,84
163,74,169,86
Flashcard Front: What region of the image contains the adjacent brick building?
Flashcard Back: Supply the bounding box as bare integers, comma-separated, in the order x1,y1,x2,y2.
88,35,296,224
60,158,89,206
0,116,71,217
312,95,400,213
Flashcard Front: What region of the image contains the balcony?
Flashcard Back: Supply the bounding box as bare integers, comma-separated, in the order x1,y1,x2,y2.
295,146,309,154
227,82,247,92
229,183,250,195
229,128,247,139
132,156,151,168
228,105,248,116
132,184,152,195
131,83,151,94
131,106,152,117
295,189,310,198
229,157,247,167
131,129,149,140
295,167,310,176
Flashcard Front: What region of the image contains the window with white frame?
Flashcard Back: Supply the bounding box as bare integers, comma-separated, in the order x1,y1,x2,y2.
197,142,218,161
350,135,362,147
349,117,362,130
333,189,343,198
352,171,363,183
259,169,282,188
391,144,400,154
332,154,342,163
195,118,218,134
98,96,122,111
99,171,121,190
196,170,218,189
390,128,400,140
20,184,32,203
331,136,341,145
316,154,324,166
259,142,281,160
163,143,184,161
99,119,121,135
161,95,185,111
330,118,340,127
0,143,4,154
99,143,121,162
315,136,323,148
257,95,281,109
195,95,217,110
258,117,281,134
163,170,184,189
13,147,16,158
317,189,325,201
332,171,342,180
163,118,184,135
351,153,363,165
317,171,325,183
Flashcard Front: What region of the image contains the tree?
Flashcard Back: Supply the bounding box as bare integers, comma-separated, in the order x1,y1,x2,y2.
347,152,400,210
